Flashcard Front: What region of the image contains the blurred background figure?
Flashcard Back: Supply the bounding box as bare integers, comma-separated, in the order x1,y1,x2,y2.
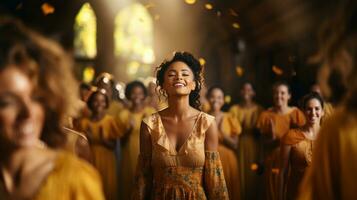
299,1,357,199
257,81,305,200
280,92,324,200
76,88,120,200
116,80,155,200
0,17,104,200
206,85,241,200
229,82,264,200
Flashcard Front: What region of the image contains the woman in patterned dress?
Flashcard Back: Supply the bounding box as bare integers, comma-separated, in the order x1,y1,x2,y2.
133,52,229,199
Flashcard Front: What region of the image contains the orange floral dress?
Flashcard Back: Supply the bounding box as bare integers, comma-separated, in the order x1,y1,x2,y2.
133,112,229,200
282,129,314,200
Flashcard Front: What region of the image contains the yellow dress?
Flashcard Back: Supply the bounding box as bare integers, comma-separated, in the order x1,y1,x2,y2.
229,104,264,199
116,107,156,200
218,113,242,200
257,107,305,200
133,112,229,199
0,151,105,200
298,108,357,200
107,100,124,116
78,115,120,200
281,129,314,200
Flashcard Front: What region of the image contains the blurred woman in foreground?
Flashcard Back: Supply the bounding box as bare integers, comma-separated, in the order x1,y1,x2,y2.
0,18,104,199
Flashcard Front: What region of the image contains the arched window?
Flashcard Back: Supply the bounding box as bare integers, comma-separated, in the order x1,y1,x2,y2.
74,3,97,59
114,2,155,79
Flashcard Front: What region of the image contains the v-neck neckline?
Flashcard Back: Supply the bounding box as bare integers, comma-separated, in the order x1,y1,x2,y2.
158,111,202,154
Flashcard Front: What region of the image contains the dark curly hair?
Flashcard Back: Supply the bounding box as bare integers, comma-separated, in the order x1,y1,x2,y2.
300,92,324,111
86,89,110,111
156,52,203,110
125,80,148,100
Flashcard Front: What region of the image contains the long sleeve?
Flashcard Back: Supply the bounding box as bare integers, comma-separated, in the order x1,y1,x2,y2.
204,151,229,200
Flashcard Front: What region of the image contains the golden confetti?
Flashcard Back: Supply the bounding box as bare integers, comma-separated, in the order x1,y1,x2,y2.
205,3,213,10
83,66,95,83
251,163,258,171
199,58,206,66
154,14,160,21
272,65,284,75
232,22,240,29
235,66,244,77
229,9,238,17
185,0,196,5
272,168,280,174
41,3,55,15
225,95,231,104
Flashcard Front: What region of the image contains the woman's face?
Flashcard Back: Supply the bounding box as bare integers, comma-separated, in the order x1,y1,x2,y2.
304,98,324,125
163,61,196,97
130,86,146,106
241,83,255,101
208,88,224,111
90,93,107,114
273,84,291,107
0,66,45,148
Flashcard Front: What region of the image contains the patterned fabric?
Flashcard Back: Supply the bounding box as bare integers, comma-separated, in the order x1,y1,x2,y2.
133,112,229,200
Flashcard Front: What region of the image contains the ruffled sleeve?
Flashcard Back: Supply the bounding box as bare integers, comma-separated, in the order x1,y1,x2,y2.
290,108,306,128
223,113,242,136
204,151,229,200
257,110,272,134
282,129,306,145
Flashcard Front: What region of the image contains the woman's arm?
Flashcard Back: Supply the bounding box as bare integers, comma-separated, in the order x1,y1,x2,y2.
132,122,153,200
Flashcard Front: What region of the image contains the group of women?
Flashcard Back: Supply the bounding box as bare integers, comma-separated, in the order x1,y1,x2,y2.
0,0,356,199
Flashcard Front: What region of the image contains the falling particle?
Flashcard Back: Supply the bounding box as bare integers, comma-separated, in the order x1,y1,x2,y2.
216,11,222,17
199,58,206,66
225,95,231,104
235,66,244,77
272,65,284,75
232,22,240,29
205,3,213,10
154,14,160,21
41,3,55,15
185,0,196,5
83,66,95,83
251,163,258,171
272,168,280,174
229,9,238,17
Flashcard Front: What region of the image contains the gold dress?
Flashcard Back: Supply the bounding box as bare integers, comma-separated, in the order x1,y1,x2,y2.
229,104,263,199
218,112,242,200
116,107,156,200
77,115,120,200
281,129,314,200
298,108,357,200
0,151,105,200
133,112,229,199
257,107,305,200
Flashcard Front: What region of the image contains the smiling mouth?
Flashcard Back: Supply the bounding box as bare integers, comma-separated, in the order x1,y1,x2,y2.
174,83,185,87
